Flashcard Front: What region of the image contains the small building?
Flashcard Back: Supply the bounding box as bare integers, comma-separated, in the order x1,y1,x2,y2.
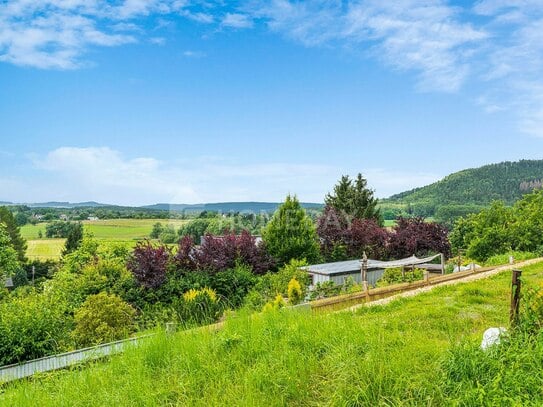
87,216,99,221
4,277,13,289
303,254,444,288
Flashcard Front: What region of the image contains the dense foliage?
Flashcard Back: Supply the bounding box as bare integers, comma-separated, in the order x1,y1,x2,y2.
451,190,543,261
262,195,321,265
325,173,381,223
126,241,170,289
72,293,136,347
317,206,388,261
0,224,20,282
0,206,27,262
388,217,451,259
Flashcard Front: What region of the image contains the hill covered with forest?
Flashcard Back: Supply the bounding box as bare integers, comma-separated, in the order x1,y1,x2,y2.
380,159,543,223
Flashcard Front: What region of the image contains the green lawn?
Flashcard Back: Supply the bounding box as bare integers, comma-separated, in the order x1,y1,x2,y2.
26,239,66,260
4,262,542,405
21,219,188,259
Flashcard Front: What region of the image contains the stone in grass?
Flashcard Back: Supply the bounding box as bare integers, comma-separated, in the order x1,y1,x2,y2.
481,327,507,350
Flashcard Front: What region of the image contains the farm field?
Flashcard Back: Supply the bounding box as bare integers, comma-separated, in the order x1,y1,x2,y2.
22,219,188,259
4,261,542,405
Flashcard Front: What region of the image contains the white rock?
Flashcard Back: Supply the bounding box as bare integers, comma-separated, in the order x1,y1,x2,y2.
481,327,507,350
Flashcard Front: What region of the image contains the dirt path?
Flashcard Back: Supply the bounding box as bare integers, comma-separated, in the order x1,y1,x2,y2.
346,257,543,312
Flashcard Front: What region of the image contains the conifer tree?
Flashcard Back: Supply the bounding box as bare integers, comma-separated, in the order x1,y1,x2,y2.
325,173,381,224
0,206,27,262
262,195,321,266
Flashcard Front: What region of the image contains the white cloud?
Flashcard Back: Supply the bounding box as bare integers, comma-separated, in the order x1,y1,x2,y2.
182,50,206,58
221,13,253,29
15,146,444,205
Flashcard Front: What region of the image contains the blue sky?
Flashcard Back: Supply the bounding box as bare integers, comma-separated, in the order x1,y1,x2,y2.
1,0,542,205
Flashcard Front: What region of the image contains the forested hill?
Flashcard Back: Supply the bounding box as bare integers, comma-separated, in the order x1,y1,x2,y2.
380,160,543,223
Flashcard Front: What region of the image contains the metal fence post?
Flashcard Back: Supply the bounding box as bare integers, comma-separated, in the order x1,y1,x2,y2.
510,269,522,325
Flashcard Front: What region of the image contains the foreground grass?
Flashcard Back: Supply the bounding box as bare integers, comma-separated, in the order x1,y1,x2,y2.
3,262,543,406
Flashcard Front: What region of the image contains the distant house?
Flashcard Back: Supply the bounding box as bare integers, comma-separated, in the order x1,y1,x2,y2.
59,214,69,221
31,214,44,221
87,216,99,221
302,254,444,288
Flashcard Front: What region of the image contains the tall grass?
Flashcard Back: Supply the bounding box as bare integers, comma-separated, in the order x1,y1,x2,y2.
3,262,543,406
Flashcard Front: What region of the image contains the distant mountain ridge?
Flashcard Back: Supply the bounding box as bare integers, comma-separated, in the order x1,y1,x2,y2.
1,200,323,213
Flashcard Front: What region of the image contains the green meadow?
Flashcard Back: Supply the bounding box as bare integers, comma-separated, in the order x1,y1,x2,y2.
4,262,542,406
22,219,188,260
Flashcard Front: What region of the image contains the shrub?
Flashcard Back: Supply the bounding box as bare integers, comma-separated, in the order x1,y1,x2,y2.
0,293,71,365
72,292,136,347
262,294,285,312
127,240,171,289
378,267,424,286
209,264,258,308
174,231,274,275
317,206,389,261
174,287,222,325
287,278,303,305
388,217,451,259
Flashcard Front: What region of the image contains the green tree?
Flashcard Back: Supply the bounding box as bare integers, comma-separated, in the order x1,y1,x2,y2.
150,222,164,239
62,222,84,256
0,224,20,282
325,174,381,224
0,206,27,262
262,195,321,266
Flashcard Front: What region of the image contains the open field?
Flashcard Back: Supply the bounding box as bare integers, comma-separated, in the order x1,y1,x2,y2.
22,219,188,259
26,239,66,260
21,219,188,240
4,261,542,405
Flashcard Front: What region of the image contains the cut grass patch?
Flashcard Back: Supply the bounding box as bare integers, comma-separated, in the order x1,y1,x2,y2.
26,239,65,260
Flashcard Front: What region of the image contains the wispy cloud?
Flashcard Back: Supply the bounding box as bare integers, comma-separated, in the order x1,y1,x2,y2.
0,0,211,69
2,1,543,136
183,50,206,58
13,146,439,205
221,13,253,29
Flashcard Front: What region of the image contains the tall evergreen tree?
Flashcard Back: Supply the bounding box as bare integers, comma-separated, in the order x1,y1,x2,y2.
0,223,20,282
0,206,27,262
325,173,381,224
262,195,321,266
62,222,84,256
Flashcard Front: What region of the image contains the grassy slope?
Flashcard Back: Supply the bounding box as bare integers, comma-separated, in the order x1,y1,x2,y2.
21,219,188,259
4,262,543,406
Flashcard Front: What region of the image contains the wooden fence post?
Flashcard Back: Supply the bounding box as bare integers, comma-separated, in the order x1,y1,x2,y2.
510,269,522,325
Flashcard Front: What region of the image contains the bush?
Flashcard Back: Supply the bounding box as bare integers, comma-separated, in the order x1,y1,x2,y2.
72,293,136,347
287,278,303,305
378,267,424,286
127,240,171,289
174,287,222,326
209,264,258,308
388,217,451,259
0,293,71,365
174,231,274,275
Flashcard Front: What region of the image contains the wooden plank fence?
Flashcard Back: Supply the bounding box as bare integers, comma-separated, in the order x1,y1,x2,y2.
310,266,496,312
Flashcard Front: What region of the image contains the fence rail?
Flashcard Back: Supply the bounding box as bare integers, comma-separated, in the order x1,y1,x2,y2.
310,266,497,312
0,334,153,384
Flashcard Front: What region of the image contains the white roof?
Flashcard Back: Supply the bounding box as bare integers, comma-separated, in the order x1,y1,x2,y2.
303,254,442,276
